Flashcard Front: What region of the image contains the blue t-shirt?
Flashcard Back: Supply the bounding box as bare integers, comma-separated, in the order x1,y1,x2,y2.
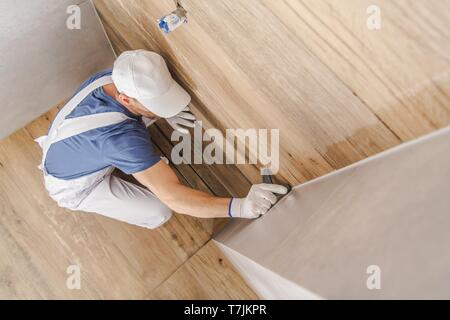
45,69,161,180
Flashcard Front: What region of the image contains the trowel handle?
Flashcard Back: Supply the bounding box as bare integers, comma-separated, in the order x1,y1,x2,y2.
261,170,292,194
262,173,274,184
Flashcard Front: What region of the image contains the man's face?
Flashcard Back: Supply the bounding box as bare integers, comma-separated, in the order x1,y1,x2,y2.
117,93,159,119
131,99,159,119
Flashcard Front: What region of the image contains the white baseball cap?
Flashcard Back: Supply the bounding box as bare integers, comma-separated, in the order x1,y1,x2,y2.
112,49,191,118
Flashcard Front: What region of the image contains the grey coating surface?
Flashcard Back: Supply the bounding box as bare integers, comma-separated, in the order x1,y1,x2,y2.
0,0,115,138
216,126,450,299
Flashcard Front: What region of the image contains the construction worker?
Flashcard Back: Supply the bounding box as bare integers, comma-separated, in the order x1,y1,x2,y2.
36,49,287,229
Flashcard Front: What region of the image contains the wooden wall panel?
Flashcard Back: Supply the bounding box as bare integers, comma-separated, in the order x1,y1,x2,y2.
93,0,450,187
266,0,450,140
147,241,258,300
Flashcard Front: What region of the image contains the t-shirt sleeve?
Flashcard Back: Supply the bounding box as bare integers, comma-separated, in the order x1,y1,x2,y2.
102,124,161,175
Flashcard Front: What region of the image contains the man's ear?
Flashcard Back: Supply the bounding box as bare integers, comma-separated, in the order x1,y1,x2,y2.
117,93,132,106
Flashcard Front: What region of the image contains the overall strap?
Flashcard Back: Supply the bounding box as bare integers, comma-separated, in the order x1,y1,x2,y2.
40,75,134,171
48,112,133,146
48,76,114,135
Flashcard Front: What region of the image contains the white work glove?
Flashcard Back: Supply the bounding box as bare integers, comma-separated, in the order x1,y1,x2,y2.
229,183,288,219
166,106,196,134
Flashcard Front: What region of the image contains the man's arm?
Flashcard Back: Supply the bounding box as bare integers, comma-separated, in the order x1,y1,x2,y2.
134,160,230,218
133,160,288,219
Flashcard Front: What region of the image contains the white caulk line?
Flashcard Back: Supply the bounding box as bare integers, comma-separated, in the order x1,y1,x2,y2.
214,240,323,300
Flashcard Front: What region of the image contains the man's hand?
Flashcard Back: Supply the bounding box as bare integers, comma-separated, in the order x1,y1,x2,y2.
230,184,288,218
166,106,196,134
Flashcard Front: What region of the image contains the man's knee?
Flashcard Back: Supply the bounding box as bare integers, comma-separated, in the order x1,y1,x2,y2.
155,204,173,226
138,201,173,229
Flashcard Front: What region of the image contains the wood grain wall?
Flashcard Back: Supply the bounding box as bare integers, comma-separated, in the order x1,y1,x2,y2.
93,0,450,185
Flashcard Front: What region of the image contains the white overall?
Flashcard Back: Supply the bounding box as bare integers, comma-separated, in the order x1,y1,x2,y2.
36,76,172,229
